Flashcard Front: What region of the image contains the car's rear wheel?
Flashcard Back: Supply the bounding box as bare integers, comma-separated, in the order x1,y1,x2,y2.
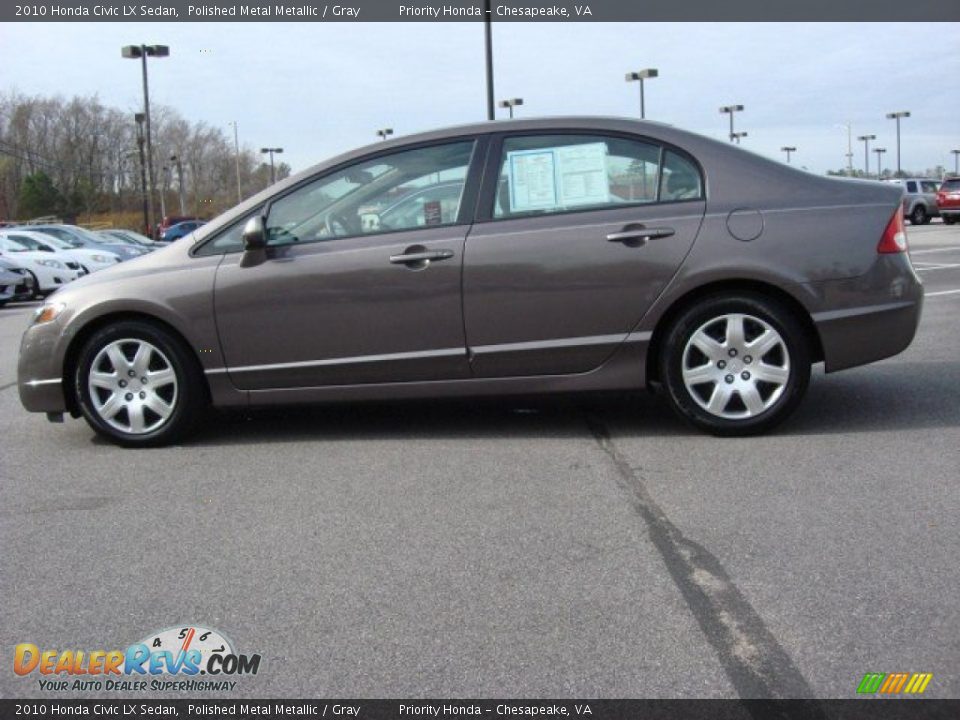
74,321,204,447
910,205,929,225
660,294,811,436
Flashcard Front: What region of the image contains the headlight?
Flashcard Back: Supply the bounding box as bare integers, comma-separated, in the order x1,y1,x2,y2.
33,302,65,325
91,254,111,263
36,259,65,269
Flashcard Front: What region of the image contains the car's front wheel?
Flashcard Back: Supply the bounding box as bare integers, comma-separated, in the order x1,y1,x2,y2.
660,294,811,436
910,205,929,225
74,321,204,447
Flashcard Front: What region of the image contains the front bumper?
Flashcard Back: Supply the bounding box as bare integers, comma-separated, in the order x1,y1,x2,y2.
18,316,70,414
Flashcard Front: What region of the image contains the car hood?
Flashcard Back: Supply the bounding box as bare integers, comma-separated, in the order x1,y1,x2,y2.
48,241,190,297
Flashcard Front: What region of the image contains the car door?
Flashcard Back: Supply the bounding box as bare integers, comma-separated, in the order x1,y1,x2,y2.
210,138,483,390
463,132,705,377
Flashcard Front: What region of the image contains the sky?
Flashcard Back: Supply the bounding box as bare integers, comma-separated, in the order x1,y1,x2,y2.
0,22,958,175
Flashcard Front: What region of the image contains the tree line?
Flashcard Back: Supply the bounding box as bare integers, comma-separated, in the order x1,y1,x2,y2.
0,91,291,225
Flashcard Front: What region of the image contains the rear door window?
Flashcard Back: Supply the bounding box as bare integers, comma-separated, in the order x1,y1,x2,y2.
492,134,668,219
906,181,918,193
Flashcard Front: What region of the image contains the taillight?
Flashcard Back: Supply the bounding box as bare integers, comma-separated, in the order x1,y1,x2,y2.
878,209,908,254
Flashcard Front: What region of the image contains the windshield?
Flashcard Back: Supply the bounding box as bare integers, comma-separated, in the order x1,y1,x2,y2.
6,234,50,251
33,227,85,247
0,237,29,251
30,233,72,249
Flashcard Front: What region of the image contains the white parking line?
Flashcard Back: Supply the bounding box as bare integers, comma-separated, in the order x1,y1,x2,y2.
910,247,960,255
914,263,960,272
925,289,960,297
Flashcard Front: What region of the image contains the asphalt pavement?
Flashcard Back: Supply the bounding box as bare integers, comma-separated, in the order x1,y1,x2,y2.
1,222,958,699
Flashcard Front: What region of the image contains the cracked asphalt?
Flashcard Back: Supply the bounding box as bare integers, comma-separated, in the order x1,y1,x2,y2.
1,223,958,699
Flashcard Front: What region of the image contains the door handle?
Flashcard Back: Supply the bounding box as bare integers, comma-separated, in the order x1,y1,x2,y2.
606,226,675,244
389,249,454,264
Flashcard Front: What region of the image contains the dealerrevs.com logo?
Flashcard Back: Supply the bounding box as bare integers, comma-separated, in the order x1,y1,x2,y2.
14,625,261,692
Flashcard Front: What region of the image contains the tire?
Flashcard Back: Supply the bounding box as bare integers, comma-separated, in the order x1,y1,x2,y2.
74,320,205,447
26,271,42,300
910,205,929,225
944,216,957,225
659,294,811,436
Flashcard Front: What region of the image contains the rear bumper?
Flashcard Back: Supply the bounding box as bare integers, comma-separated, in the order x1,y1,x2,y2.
938,207,960,217
805,254,923,372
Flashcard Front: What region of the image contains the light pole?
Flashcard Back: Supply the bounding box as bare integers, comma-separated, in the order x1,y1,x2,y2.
122,44,169,237
719,105,744,143
133,113,149,236
874,148,887,180
260,147,283,185
781,146,796,163
159,164,169,219
498,98,523,119
484,0,494,121
857,134,876,177
625,69,658,119
951,149,959,176
229,121,241,204
731,131,748,145
169,154,186,215
885,111,910,177
376,128,393,142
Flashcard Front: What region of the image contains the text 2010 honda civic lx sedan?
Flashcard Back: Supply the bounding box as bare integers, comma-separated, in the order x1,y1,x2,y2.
18,117,922,446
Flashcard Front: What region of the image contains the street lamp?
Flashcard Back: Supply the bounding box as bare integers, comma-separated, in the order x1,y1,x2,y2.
376,128,393,141
498,98,524,119
228,121,242,204
625,68,658,119
169,154,186,215
857,134,876,177
731,131,748,145
951,149,960,176
885,111,910,177
260,147,283,185
781,146,797,164
122,44,169,237
133,113,149,236
719,105,744,143
484,0,494,121
874,147,887,180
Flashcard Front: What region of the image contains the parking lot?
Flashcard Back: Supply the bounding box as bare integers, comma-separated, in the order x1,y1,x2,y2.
1,222,958,699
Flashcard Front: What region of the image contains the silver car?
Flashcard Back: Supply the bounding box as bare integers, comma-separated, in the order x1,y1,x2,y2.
886,177,941,225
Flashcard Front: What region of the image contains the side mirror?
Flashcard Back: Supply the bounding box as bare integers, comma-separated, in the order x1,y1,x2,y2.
242,216,267,251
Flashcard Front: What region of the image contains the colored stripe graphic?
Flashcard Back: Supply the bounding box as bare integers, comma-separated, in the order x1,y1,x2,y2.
857,672,932,695
904,673,933,694
857,673,885,694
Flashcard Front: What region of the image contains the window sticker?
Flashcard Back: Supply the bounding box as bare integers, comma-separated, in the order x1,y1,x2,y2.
508,149,557,211
556,143,610,207
506,142,609,213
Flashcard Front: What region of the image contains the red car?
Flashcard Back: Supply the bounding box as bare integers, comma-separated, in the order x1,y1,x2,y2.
936,177,960,225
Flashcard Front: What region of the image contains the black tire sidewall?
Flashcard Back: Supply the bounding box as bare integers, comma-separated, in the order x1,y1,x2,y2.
660,294,811,436
75,321,201,447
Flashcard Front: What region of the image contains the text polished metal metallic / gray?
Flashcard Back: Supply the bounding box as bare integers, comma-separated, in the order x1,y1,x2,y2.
17,116,922,446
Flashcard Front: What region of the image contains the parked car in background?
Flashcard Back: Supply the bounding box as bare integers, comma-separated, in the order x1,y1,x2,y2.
17,117,922,446
157,215,201,241
0,229,120,274
161,220,206,242
98,228,161,249
23,224,147,261
0,257,36,305
0,235,83,296
936,177,960,224
886,177,941,225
